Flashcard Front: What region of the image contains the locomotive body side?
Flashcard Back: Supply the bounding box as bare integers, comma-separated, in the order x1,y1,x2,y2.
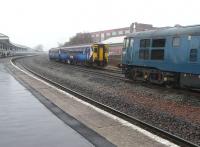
122,25,200,88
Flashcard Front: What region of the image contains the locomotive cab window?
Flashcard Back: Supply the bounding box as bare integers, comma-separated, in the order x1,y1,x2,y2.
123,38,127,49
129,38,134,48
104,46,109,53
122,38,127,54
125,38,130,48
93,47,97,52
190,49,198,62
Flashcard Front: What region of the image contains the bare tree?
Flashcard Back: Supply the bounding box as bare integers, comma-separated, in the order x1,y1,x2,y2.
63,33,93,46
33,44,44,52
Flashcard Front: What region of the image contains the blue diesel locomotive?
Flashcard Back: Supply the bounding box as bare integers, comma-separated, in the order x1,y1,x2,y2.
122,25,200,88
49,43,109,66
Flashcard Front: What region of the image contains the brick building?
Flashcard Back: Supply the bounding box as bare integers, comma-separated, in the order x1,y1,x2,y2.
90,22,156,42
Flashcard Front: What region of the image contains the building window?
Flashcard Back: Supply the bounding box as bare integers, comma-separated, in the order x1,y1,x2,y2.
118,30,123,35
112,31,117,36
92,34,95,38
152,39,166,48
96,34,99,37
190,49,198,62
151,50,164,60
172,37,180,47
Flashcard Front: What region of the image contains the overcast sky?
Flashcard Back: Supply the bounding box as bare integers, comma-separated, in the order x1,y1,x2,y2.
0,0,199,50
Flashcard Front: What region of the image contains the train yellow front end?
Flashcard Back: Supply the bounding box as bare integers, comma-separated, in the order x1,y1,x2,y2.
92,43,108,66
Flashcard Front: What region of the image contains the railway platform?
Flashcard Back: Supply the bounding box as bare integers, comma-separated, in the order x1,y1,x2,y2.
1,57,179,147
0,63,114,147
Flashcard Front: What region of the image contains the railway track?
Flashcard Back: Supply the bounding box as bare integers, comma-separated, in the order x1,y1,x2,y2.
16,55,200,99
49,60,130,81
50,59,200,97
12,56,199,147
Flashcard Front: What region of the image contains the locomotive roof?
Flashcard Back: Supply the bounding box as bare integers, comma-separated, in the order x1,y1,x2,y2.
127,25,200,38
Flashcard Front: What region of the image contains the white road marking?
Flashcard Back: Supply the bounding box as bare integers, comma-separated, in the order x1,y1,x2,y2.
11,58,179,147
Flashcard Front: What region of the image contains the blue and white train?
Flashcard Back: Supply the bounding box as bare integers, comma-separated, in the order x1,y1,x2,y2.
49,43,109,67
122,25,200,88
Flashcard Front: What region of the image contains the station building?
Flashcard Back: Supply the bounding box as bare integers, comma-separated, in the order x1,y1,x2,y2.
0,33,29,57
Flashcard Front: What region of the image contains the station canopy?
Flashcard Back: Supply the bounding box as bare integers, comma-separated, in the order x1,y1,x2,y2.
0,33,9,40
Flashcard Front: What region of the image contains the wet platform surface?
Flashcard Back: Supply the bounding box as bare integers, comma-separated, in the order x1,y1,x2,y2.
0,64,94,147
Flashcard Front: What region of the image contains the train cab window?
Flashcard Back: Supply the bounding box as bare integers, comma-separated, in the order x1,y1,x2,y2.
172,37,180,48
125,38,130,48
152,39,166,48
93,47,97,52
190,49,198,62
129,38,134,48
123,38,127,48
104,46,109,53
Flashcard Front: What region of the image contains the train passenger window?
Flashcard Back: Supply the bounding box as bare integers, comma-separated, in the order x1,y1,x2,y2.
172,37,180,47
140,39,150,48
151,49,164,60
190,49,198,62
152,39,166,48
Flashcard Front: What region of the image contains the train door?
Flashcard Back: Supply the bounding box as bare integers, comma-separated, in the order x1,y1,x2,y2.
92,45,98,62
98,45,103,62
122,38,127,64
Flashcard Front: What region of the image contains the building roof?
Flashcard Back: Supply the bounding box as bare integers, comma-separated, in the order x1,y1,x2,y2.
101,36,125,44
90,27,129,34
10,42,30,49
0,33,9,40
